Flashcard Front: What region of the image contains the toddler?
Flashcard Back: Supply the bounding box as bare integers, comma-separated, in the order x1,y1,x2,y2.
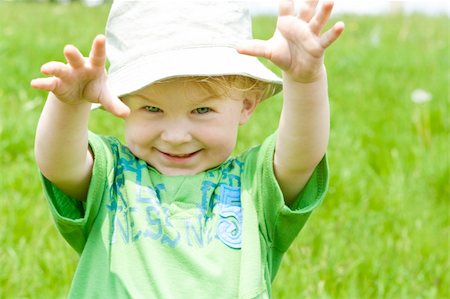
31,0,343,298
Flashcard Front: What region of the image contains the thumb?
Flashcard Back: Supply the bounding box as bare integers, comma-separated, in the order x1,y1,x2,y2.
236,39,271,60
99,88,130,118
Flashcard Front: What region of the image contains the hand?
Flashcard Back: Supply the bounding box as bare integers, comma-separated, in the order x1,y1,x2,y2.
31,35,130,117
237,0,344,83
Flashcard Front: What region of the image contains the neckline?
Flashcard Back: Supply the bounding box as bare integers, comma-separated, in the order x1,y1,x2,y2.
146,157,233,178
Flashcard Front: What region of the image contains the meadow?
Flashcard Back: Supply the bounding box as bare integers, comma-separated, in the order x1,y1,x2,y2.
0,2,448,298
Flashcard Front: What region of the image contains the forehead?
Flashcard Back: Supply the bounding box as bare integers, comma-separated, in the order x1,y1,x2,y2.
127,78,244,104
137,80,213,100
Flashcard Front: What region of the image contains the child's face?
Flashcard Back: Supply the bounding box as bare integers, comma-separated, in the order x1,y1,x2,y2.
122,79,256,176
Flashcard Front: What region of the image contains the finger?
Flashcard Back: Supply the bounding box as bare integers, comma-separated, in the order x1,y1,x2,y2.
30,77,60,92
298,0,319,22
64,44,86,69
99,88,130,118
236,39,271,60
279,0,295,16
320,21,345,48
309,0,334,35
40,61,68,77
89,35,106,68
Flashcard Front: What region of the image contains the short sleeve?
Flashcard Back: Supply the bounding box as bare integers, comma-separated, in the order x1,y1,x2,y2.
273,155,328,252
241,133,329,252
39,132,112,254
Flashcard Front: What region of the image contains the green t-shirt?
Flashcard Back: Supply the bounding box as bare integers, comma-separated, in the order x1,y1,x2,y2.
41,132,328,299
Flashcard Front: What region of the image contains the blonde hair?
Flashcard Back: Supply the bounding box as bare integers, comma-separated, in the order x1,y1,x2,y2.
156,75,275,102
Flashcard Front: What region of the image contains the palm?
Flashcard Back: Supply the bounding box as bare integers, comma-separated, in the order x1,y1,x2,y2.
55,61,106,105
267,16,326,82
31,35,129,117
237,0,344,83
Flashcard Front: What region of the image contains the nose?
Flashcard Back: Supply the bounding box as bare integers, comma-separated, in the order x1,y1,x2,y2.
160,120,192,144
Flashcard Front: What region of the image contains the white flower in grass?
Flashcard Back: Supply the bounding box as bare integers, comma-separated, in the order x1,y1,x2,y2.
24,98,42,112
370,27,380,47
411,89,432,104
411,88,432,147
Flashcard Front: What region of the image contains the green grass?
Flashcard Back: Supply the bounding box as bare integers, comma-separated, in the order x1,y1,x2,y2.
1,3,449,298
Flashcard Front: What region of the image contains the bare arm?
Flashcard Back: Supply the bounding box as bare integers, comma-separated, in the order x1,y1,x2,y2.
31,35,129,201
275,71,330,205
35,93,93,201
237,0,344,205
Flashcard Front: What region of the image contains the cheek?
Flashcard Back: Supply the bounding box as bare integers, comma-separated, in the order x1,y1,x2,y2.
124,120,152,145
124,121,136,142
200,122,239,152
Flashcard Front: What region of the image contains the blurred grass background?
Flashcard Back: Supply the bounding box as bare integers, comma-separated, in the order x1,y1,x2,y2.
0,2,448,298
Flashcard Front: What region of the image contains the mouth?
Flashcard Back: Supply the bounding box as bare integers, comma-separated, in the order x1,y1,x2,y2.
157,149,201,162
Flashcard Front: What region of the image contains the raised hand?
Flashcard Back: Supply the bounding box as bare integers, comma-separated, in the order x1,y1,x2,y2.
31,35,129,117
237,0,344,83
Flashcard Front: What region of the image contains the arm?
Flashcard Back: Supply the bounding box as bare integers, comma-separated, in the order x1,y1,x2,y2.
237,0,344,205
31,35,129,201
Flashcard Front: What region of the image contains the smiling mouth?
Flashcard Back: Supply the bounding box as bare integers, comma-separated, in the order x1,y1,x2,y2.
166,152,195,158
158,149,201,160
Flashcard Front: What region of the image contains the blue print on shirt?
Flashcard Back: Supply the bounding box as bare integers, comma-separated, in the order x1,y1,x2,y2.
106,141,244,249
216,185,242,249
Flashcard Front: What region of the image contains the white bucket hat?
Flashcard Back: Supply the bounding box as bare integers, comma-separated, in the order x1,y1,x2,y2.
105,0,282,100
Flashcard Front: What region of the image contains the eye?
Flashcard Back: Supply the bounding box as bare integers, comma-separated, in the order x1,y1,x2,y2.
144,106,161,113
193,107,211,114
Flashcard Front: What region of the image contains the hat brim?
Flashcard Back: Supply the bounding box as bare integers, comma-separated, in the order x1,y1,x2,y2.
107,46,282,100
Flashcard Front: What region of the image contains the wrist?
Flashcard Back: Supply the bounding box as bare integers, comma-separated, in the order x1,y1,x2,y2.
283,65,327,85
282,68,328,94
48,92,92,111
281,67,329,106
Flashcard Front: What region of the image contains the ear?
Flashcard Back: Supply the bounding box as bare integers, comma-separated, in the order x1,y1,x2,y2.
239,92,260,125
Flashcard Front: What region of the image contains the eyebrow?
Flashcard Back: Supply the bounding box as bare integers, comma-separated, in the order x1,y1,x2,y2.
138,94,220,104
190,95,220,104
